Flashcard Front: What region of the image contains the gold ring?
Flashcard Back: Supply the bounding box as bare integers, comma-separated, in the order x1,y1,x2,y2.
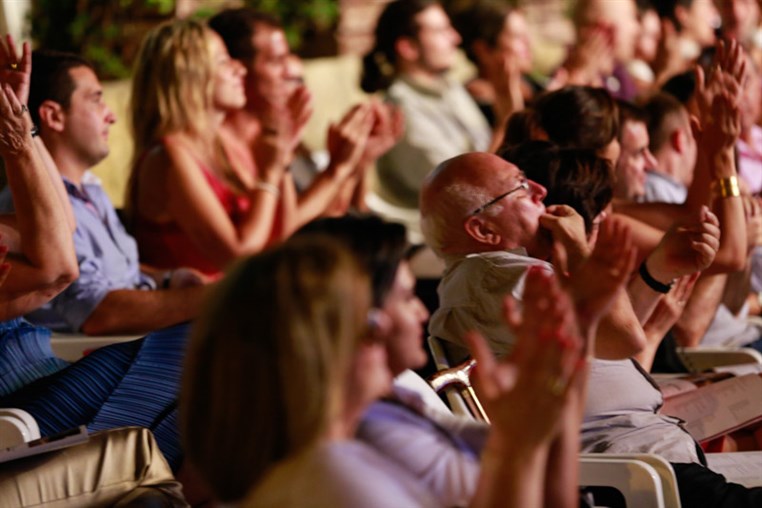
9,63,17,70
546,376,566,397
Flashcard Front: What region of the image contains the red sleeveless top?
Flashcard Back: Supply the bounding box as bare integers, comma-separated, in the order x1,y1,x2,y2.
130,152,251,277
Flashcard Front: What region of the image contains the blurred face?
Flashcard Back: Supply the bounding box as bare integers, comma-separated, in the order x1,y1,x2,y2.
678,0,719,47
720,0,760,42
209,32,246,112
615,120,656,200
636,9,661,63
61,66,116,168
245,25,291,107
412,5,461,75
381,262,430,376
594,0,640,63
494,11,532,72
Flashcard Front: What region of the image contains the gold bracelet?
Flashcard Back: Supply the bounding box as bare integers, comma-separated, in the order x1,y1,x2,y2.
255,181,280,198
711,175,740,199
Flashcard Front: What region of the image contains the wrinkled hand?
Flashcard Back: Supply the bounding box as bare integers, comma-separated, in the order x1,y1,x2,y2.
467,266,585,449
0,84,33,158
0,35,30,105
326,102,375,180
646,205,720,282
539,205,589,273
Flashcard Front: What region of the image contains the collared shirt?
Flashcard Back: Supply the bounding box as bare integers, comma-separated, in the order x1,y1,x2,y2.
430,248,700,464
643,170,687,204
376,76,491,209
0,172,155,331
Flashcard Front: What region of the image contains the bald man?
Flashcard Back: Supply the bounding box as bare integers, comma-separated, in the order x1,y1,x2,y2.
422,152,762,507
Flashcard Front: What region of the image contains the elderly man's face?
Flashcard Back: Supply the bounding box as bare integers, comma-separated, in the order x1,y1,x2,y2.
474,159,548,256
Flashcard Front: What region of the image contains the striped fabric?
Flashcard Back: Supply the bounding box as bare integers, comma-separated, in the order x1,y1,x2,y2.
0,319,69,396
0,321,189,470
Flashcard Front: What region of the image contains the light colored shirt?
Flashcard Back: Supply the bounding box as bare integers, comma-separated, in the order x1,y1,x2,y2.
430,248,700,464
0,173,155,331
643,170,687,204
376,76,491,209
358,371,488,507
242,440,439,508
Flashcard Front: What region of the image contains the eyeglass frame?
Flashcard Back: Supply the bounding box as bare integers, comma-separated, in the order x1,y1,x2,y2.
469,179,531,216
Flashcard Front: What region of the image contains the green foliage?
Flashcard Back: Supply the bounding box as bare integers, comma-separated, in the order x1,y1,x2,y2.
30,0,340,79
242,0,339,50
30,0,174,80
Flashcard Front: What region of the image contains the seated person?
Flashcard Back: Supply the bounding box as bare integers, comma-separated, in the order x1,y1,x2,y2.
181,234,588,507
0,40,192,471
127,19,291,277
361,0,493,209
0,49,207,335
0,38,185,506
295,214,632,507
421,151,762,506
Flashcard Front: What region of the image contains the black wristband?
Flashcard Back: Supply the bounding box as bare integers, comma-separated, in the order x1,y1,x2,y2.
639,261,673,294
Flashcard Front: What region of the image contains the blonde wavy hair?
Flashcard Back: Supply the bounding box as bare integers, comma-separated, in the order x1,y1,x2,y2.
130,19,215,159
181,236,371,502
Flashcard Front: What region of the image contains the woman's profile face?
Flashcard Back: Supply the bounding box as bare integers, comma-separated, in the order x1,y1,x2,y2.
209,31,247,111
381,262,430,376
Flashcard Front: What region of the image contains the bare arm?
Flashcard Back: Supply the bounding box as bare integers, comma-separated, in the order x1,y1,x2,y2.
156,135,285,267
673,273,728,347
80,285,207,336
0,85,77,320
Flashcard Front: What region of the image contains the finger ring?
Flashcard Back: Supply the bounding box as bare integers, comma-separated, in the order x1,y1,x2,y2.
546,376,566,397
20,104,27,113
9,63,17,70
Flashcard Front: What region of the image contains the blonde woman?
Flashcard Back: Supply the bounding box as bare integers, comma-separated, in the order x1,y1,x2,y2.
128,19,291,277
181,229,590,507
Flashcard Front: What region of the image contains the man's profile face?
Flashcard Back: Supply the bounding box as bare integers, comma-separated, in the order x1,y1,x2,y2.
245,25,291,107
477,158,548,257
61,66,116,168
411,5,461,76
615,120,655,200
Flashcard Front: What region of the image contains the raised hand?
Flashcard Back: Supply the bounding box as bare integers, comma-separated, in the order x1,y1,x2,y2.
285,84,313,152
646,205,720,283
539,205,589,273
467,266,585,449
0,84,33,158
0,35,30,105
326,102,374,180
357,101,404,167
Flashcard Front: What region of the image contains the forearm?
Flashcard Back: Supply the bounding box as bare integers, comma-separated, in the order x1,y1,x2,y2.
80,286,207,335
4,138,76,276
471,435,549,508
543,387,584,508
673,273,726,347
593,290,647,359
295,163,349,225
34,136,75,232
